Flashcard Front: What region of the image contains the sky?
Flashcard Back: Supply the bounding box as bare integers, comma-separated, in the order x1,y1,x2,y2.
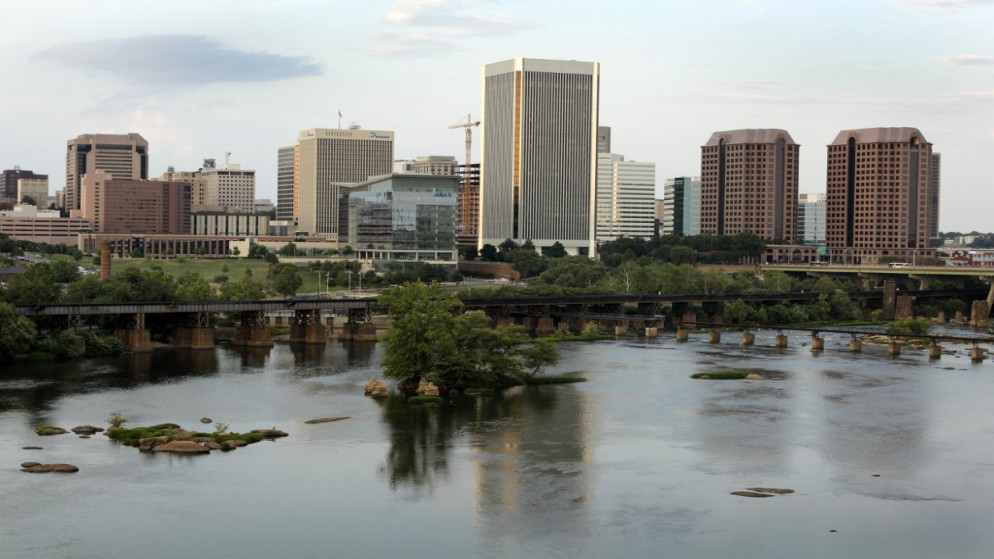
2,0,993,231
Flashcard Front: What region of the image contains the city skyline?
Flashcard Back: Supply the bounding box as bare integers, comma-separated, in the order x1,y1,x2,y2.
1,0,992,230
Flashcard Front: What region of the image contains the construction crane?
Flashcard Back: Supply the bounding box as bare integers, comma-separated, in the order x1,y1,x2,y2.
449,114,480,237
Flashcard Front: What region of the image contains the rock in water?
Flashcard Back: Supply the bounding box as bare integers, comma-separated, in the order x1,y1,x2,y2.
744,373,764,380
71,425,104,435
35,427,68,436
731,491,775,498
417,378,440,397
200,417,213,424
150,440,210,454
364,378,388,397
304,417,351,424
21,463,79,473
746,487,794,495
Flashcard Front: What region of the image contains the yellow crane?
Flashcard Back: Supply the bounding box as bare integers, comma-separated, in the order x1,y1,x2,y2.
449,114,480,236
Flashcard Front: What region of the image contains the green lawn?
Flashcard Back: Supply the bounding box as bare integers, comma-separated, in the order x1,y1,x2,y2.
107,257,336,294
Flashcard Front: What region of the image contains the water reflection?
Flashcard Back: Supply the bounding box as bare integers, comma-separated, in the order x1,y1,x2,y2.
379,385,596,543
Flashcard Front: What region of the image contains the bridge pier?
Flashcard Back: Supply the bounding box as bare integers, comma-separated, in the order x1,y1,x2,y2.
681,311,696,328
971,301,990,328
742,331,755,346
955,310,965,325
888,340,901,357
708,329,720,343
676,328,690,342
645,326,658,338
936,310,946,324
775,333,788,348
971,346,987,362
536,317,555,336
896,295,914,319
232,311,273,347
290,309,327,344
811,334,824,352
882,281,897,320
175,312,214,350
929,342,942,359
114,312,152,353
848,338,862,353
339,308,376,341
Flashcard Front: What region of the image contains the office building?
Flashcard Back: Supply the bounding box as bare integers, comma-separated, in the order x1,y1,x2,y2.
414,155,458,176
930,152,941,246
0,204,91,245
456,163,481,245
17,178,49,207
797,193,826,245
344,173,458,261
80,171,190,234
662,176,702,236
192,210,270,236
826,127,933,264
595,154,655,242
392,160,415,173
700,129,798,240
276,145,297,221
1,168,47,203
597,126,611,154
161,167,206,208
65,133,148,211
295,128,394,238
479,58,600,256
200,160,255,212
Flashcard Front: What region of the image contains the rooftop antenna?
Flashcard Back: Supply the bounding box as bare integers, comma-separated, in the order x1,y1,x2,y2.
225,152,231,165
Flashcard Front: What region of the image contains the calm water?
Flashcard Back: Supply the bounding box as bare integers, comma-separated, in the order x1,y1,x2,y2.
3,329,994,558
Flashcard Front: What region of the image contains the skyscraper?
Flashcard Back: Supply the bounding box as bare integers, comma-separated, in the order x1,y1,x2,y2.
826,127,933,264
595,153,655,242
700,129,798,240
65,133,148,211
295,128,393,238
276,145,297,221
929,152,941,246
662,177,702,236
201,160,255,212
479,58,600,256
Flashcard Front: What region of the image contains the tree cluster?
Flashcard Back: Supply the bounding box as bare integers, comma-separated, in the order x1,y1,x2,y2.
379,282,558,392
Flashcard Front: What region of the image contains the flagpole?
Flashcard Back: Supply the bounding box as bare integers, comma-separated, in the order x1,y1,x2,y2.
338,110,341,130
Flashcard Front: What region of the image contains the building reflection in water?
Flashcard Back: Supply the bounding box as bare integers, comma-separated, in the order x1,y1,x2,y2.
379,384,595,544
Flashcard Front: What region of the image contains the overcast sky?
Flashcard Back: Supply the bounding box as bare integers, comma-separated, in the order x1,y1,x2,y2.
3,0,993,231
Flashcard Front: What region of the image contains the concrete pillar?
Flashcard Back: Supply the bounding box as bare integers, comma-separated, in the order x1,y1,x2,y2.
100,243,112,281
929,343,942,359
896,295,914,319
614,324,627,336
936,311,946,324
775,334,788,348
175,327,214,349
115,328,152,353
848,339,862,353
495,318,513,328
339,322,377,341
888,341,901,356
811,336,824,352
681,311,696,328
676,328,690,342
232,325,273,347
955,310,965,325
290,323,327,344
882,281,897,320
522,317,539,331
971,347,987,362
536,317,555,336
971,301,990,328
645,327,658,338
708,329,721,343
742,332,755,346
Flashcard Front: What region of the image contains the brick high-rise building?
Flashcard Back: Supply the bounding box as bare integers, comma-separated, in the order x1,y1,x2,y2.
700,129,799,240
80,171,190,234
1,168,47,203
66,133,148,211
480,58,600,256
929,152,941,246
826,127,934,264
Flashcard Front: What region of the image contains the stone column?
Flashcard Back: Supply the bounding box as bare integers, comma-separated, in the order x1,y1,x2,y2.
645,327,658,338
882,281,897,320
896,295,914,319
742,332,755,346
708,329,721,343
232,311,274,347
775,334,788,348
848,339,862,353
888,341,901,356
676,328,690,342
971,301,990,328
971,347,987,362
811,335,824,352
929,343,942,359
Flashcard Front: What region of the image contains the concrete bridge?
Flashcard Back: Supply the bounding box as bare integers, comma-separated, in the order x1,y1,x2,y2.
16,287,987,352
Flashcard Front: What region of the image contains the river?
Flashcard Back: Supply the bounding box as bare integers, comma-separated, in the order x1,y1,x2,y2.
2,328,994,558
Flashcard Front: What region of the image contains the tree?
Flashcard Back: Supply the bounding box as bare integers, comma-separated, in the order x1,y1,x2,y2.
546,242,568,258
219,276,266,301
0,302,36,360
270,263,303,297
278,243,298,257
507,248,545,278
480,244,498,261
20,195,36,206
175,272,215,301
3,263,64,304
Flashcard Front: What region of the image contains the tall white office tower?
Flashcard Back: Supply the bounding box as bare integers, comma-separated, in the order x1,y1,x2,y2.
479,58,600,256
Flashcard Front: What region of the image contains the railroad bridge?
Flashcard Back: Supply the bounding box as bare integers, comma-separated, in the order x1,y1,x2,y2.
15,286,987,352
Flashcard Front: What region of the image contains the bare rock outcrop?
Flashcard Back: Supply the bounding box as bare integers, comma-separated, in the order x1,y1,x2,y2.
150,440,210,454
417,378,440,397
71,425,104,435
21,463,79,473
364,378,388,398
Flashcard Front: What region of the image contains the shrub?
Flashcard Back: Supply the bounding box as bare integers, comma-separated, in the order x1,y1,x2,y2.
886,317,931,336
106,412,129,428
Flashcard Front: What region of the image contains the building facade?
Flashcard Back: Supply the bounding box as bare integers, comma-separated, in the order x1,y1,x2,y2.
479,58,600,256
797,193,826,245
66,133,148,211
80,171,191,234
17,178,49,206
662,176,702,236
191,211,270,236
826,127,933,264
413,155,458,176
1,168,47,203
930,152,941,246
201,161,255,212
295,128,394,239
700,129,798,240
456,163,481,245
0,204,90,245
276,145,297,221
595,154,655,242
162,167,206,209
345,173,458,261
